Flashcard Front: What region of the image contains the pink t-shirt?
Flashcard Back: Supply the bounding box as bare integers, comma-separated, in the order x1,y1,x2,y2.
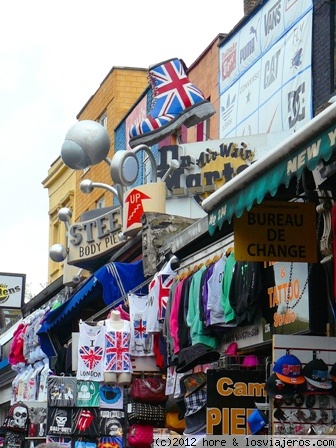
169,278,186,354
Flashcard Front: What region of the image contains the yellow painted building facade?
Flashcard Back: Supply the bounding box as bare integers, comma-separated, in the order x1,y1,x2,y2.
43,66,148,283
42,157,76,284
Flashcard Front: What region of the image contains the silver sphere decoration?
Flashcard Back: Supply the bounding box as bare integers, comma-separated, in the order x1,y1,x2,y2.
61,120,110,170
80,179,94,194
49,243,68,262
58,207,72,223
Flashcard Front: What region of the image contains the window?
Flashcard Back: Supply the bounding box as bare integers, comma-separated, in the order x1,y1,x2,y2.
96,196,105,209
143,152,151,184
204,116,211,140
196,116,211,141
99,112,107,129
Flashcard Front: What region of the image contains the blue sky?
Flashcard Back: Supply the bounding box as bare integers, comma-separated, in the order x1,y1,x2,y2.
0,0,244,296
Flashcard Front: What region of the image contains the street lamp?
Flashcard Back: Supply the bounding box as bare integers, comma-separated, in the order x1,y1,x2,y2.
52,120,181,267
80,179,123,204
60,120,178,197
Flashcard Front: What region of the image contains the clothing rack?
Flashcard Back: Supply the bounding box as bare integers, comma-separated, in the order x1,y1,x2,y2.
177,240,234,272
131,371,165,378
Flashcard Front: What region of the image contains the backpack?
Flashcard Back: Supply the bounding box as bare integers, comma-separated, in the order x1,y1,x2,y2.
2,402,30,434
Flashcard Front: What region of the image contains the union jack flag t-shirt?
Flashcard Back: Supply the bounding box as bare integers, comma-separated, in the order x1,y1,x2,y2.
146,258,176,333
104,319,132,373
128,293,154,357
77,321,105,382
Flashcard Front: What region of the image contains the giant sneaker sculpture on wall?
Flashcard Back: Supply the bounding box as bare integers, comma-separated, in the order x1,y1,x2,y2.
129,58,216,148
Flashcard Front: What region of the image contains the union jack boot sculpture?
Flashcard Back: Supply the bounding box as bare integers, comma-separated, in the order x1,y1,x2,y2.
129,58,216,148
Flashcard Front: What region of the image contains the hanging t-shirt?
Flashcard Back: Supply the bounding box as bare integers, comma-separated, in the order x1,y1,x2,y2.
72,408,100,437
99,384,124,409
207,256,236,326
229,260,263,326
22,365,34,402
99,409,125,436
221,251,237,325
47,408,72,435
11,369,26,405
77,380,100,407
17,366,31,401
77,321,105,382
8,322,27,367
169,278,186,355
48,376,77,407
200,263,215,325
146,259,176,333
186,266,218,348
25,361,45,402
37,360,52,402
162,278,179,366
128,293,154,356
104,319,132,373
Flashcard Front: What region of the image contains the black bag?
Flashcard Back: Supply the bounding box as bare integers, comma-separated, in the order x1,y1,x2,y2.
127,402,165,427
2,402,30,434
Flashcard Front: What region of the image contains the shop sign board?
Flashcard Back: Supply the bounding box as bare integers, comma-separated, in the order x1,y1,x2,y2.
0,272,25,309
158,132,291,203
218,0,313,137
206,369,266,435
122,182,166,237
67,207,124,266
234,201,317,263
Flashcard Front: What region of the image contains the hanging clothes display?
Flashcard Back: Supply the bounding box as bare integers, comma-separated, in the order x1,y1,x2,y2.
186,265,219,349
104,315,132,374
220,250,236,326
229,260,263,326
146,258,177,333
128,293,154,356
169,277,187,355
77,321,105,382
94,260,147,306
162,277,179,366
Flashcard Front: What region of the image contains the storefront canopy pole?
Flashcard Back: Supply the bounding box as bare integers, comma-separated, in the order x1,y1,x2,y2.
202,101,336,216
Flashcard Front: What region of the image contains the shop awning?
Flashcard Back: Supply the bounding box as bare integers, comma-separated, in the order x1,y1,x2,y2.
37,260,147,356
38,274,99,334
202,101,336,235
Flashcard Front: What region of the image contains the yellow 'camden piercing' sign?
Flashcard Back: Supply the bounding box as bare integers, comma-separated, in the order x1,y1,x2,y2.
234,201,317,263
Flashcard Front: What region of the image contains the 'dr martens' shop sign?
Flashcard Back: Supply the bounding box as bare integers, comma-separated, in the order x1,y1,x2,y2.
234,201,317,263
158,133,291,200
207,370,266,435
